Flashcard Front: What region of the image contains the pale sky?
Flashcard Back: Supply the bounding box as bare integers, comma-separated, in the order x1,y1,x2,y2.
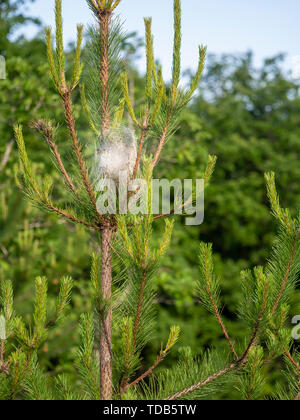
20,0,300,80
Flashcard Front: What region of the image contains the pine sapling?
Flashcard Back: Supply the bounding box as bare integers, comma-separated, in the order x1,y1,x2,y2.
14,0,210,400
11,0,300,401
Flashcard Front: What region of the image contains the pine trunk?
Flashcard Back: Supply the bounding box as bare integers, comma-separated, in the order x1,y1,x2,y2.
100,226,113,400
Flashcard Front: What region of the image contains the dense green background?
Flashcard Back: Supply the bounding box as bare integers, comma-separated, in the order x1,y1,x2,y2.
0,0,299,398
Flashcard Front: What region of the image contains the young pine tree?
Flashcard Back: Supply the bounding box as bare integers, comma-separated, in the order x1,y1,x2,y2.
3,0,298,401
12,0,209,400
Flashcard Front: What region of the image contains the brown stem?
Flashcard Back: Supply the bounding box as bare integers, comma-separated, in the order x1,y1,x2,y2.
34,120,77,196
49,143,77,195
100,312,113,360
44,201,101,231
153,212,174,221
0,364,10,376
97,8,114,400
165,362,238,401
263,353,276,364
165,335,257,402
100,226,113,400
284,349,300,373
209,295,238,359
124,353,165,393
152,118,171,169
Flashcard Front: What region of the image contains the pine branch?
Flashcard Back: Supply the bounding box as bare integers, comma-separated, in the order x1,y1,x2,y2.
45,1,103,223
55,0,65,83
171,0,182,103
165,278,269,400
32,120,77,196
284,350,300,373
76,314,100,400
119,270,147,392
45,27,61,92
132,112,149,179
44,201,101,231
152,117,171,169
165,362,237,401
132,271,147,348
210,296,237,359
124,353,165,394
265,172,294,234
121,72,140,127
62,91,102,221
271,231,299,315
80,85,100,135
153,156,216,220
184,46,207,104
144,18,154,105
46,277,73,327
123,326,180,394
198,243,237,359
71,25,84,90
15,122,102,231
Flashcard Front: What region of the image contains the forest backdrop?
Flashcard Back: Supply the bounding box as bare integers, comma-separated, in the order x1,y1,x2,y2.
1,0,300,398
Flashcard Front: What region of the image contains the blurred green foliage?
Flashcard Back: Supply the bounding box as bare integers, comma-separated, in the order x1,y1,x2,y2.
0,0,299,398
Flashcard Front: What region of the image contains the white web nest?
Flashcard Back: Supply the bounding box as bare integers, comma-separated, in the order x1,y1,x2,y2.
95,126,137,183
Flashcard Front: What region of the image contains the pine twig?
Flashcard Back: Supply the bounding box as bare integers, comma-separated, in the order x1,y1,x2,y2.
44,201,101,231
124,352,165,393
33,120,77,196
165,285,268,400
132,112,149,179
165,362,238,401
209,294,238,359
240,281,269,363
271,326,300,373
120,271,147,391
133,271,147,348
284,349,300,373
271,232,299,315
152,118,171,169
